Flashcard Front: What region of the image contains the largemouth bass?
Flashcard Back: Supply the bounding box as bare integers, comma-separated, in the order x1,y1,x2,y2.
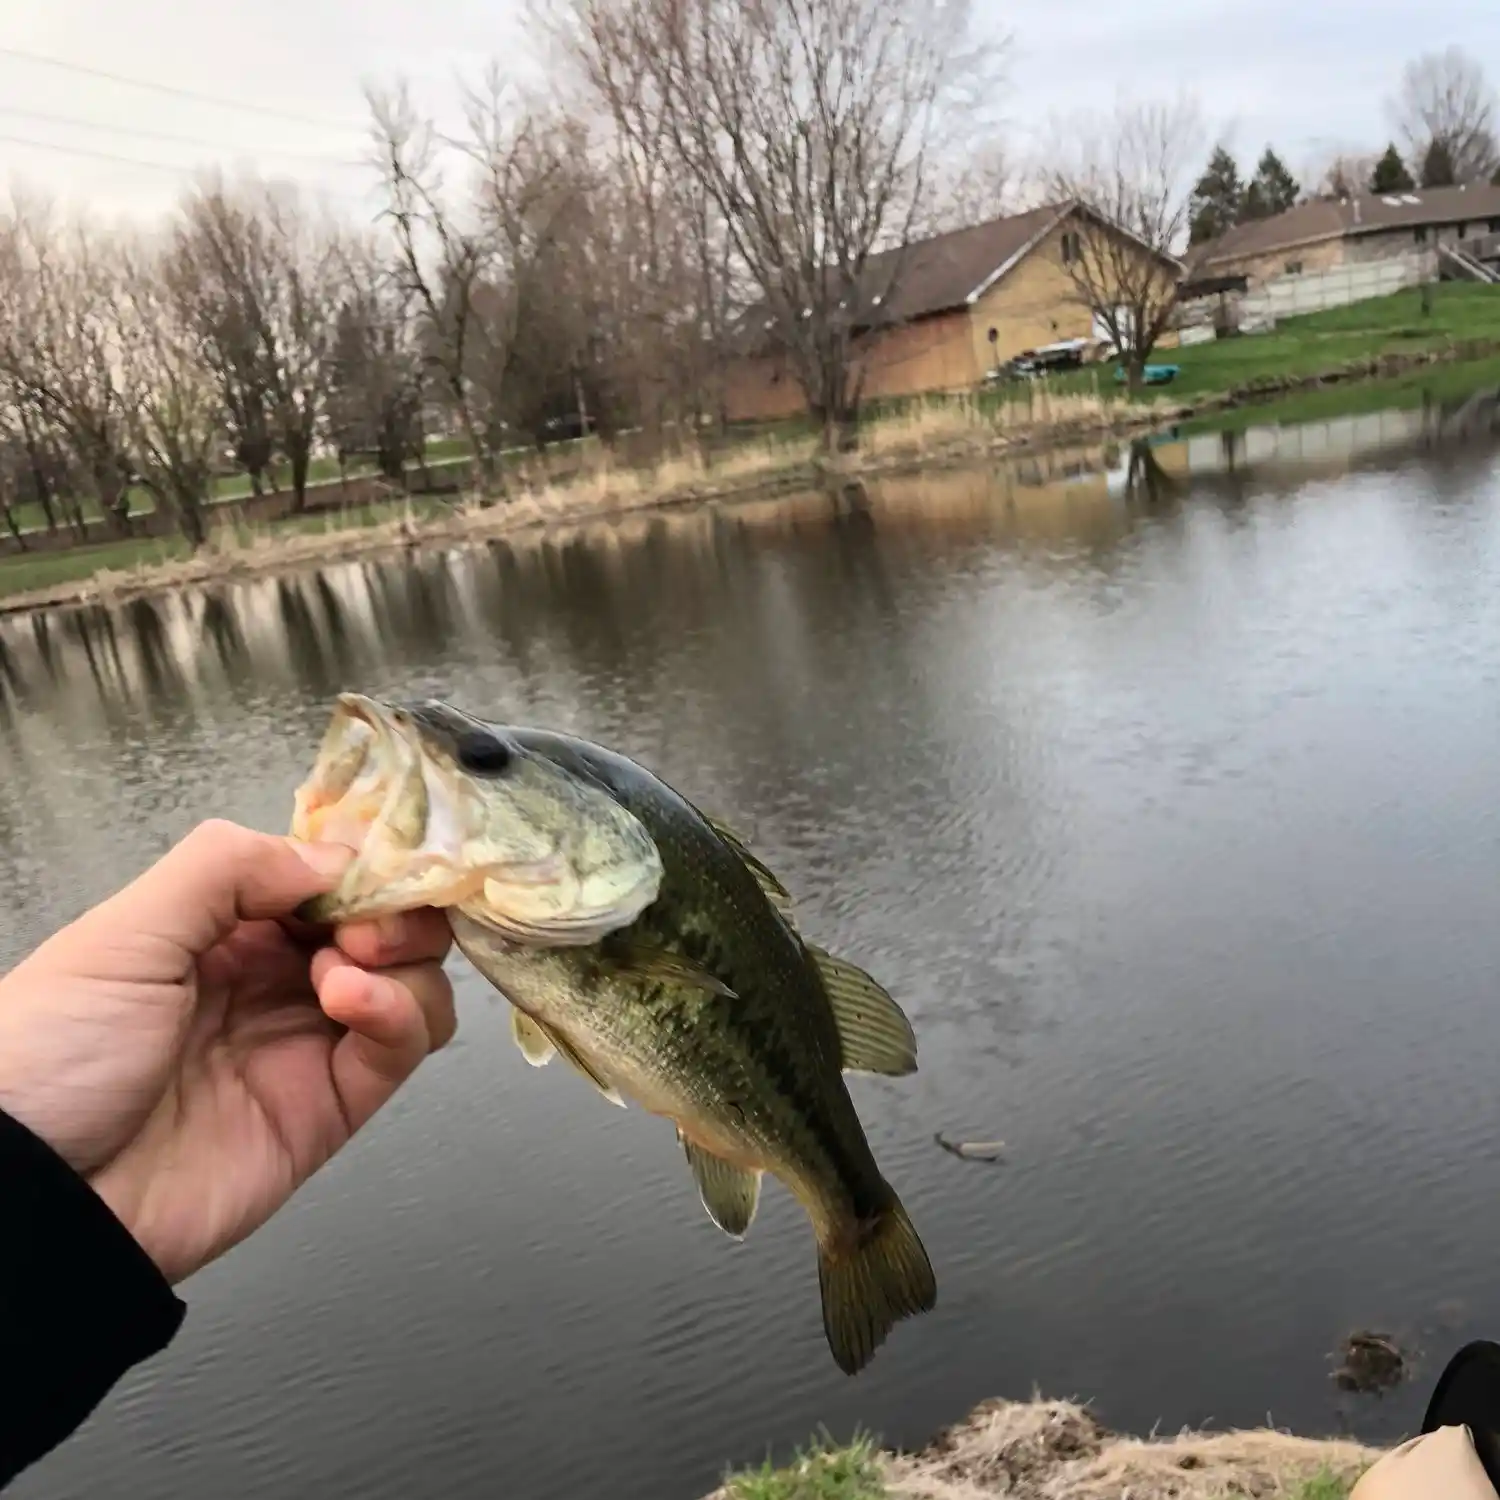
290,694,936,1374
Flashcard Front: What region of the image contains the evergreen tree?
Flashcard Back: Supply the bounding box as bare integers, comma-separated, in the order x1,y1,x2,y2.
1421,136,1457,187
1242,147,1300,218
1188,145,1243,244
1370,143,1416,193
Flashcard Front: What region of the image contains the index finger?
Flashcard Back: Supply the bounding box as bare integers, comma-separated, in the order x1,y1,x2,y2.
335,909,453,969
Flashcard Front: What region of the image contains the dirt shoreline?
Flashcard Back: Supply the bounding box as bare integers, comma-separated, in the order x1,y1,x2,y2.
710,1398,1382,1499
5,336,1498,622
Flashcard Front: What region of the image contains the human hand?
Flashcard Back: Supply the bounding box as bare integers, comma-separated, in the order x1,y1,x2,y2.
0,819,456,1284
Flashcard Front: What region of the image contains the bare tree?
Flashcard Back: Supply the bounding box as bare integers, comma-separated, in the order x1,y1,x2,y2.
1391,47,1500,185
113,237,226,550
925,139,1013,234
0,203,134,540
1045,97,1198,389
368,83,505,492
326,236,426,483
556,0,1002,452
174,180,340,511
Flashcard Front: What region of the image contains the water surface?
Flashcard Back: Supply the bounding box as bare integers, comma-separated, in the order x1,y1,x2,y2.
5,402,1500,1499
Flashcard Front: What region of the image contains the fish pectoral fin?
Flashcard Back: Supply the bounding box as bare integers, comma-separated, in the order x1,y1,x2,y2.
526,1017,625,1108
808,946,918,1078
606,938,737,998
510,1008,558,1067
702,812,799,929
679,1133,761,1240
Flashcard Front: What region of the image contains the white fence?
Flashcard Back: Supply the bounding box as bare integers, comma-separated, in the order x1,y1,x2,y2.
1177,249,1441,339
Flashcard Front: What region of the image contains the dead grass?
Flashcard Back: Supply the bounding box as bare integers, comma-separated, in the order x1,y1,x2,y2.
0,396,1149,615
856,392,1129,460
711,1401,1378,1500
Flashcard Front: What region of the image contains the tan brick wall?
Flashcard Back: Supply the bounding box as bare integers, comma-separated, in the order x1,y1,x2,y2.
967,222,1097,370
722,353,811,424
854,310,980,400
1208,236,1347,287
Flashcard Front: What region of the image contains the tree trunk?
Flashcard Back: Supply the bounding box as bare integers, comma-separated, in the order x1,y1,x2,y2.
174,492,208,550
2,503,27,551
290,443,311,514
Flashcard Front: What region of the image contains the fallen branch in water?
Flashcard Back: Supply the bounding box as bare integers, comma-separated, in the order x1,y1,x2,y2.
934,1132,1005,1162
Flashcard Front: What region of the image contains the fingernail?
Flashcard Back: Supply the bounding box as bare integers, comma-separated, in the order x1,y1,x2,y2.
375,913,410,949
294,841,356,881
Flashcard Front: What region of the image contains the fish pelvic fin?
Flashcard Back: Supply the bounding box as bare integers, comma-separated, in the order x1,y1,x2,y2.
679,1133,762,1240
817,1190,936,1376
510,1008,558,1067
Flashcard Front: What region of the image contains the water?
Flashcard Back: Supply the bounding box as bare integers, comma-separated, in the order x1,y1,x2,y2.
5,400,1500,1499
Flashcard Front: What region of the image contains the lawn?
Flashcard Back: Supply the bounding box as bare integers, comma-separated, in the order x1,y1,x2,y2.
0,495,444,600
969,282,1500,412
3,438,476,535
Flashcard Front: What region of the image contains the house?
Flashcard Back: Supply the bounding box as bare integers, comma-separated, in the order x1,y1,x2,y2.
1189,183,1500,288
723,202,1181,423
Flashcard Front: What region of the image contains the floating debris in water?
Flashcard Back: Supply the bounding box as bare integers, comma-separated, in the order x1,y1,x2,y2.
934,1133,1005,1162
1332,1331,1407,1394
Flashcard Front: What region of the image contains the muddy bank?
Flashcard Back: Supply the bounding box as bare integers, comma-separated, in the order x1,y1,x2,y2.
712,1399,1380,1499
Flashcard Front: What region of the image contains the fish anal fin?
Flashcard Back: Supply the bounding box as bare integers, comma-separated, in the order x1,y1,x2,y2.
510,1008,557,1067
817,1192,937,1375
808,945,918,1077
680,1133,762,1240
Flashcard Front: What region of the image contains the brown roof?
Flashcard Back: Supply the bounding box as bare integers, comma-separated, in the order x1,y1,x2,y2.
1194,183,1500,268
859,203,1066,322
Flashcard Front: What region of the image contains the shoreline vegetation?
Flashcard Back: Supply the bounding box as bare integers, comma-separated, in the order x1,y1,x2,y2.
4,286,1500,618
714,1399,1381,1500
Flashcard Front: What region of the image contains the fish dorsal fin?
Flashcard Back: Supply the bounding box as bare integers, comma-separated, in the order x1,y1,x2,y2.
679,1132,762,1240
807,945,918,1078
703,813,799,929
510,1008,557,1067
513,1009,625,1108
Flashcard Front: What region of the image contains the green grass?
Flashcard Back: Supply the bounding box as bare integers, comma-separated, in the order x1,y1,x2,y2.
1292,1472,1351,1500
0,495,452,599
970,283,1500,411
1178,349,1500,435
3,437,476,534
724,1433,885,1500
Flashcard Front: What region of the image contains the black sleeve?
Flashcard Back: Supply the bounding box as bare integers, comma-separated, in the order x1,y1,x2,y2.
0,1108,187,1490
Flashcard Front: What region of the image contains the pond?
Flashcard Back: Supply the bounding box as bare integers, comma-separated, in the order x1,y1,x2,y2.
5,395,1500,1499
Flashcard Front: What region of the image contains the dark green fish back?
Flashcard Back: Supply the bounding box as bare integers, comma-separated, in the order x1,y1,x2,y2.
501,725,889,1214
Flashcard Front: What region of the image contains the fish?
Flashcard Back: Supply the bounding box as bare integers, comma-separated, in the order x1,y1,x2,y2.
288,692,664,943
290,694,937,1375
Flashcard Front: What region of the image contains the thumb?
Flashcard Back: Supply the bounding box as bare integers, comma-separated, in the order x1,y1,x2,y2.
96,819,355,960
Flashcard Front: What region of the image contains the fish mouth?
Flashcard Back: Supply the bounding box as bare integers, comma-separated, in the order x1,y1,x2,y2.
290,692,662,936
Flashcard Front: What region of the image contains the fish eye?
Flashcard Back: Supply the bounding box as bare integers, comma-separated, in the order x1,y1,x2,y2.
455,732,513,776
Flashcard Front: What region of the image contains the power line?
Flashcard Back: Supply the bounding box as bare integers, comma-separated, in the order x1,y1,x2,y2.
0,130,201,176
0,45,366,133
0,106,360,166
0,131,378,209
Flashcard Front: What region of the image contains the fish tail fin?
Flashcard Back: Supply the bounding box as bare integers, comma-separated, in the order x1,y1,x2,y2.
816,1189,936,1376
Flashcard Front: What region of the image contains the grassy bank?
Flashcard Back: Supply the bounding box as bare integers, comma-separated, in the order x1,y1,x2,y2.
6,284,1500,613
715,1400,1378,1500
0,389,1142,613
1032,283,1500,406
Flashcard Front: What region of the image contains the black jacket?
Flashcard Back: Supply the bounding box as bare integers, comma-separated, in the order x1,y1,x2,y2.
0,1108,186,1489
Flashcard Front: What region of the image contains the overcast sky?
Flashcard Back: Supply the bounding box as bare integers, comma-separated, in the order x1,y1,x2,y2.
2,1,1498,223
